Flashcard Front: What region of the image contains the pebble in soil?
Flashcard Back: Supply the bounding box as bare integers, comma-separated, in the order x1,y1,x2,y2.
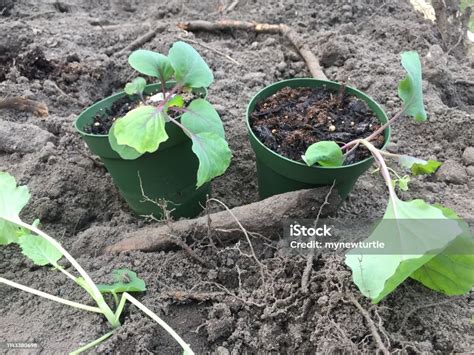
250,86,385,164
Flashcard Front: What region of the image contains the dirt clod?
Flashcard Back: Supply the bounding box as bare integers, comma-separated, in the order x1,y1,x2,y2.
0,120,55,153
436,159,469,185
462,147,474,166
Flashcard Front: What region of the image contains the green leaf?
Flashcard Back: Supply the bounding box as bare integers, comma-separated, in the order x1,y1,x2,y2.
345,198,462,303
124,77,146,96
411,160,442,175
410,205,474,295
128,50,174,81
112,105,169,154
97,269,146,295
181,99,225,138
398,176,410,191
18,233,63,267
398,155,442,175
393,175,410,191
108,124,144,160
0,172,30,245
398,51,427,121
166,95,184,109
302,141,344,167
168,41,213,88
190,132,232,188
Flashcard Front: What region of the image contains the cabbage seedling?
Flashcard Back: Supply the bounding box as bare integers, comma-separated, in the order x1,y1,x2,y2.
0,172,194,354
303,51,474,303
110,41,232,188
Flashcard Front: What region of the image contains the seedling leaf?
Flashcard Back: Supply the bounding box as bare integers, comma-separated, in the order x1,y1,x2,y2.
124,77,146,96
302,141,344,167
398,51,427,121
411,160,442,175
108,124,144,160
345,198,462,303
190,132,232,188
168,41,213,88
392,175,410,191
112,105,169,154
0,172,30,245
181,99,225,138
18,233,63,267
410,205,474,295
97,269,146,295
166,95,185,109
398,155,441,175
128,50,174,81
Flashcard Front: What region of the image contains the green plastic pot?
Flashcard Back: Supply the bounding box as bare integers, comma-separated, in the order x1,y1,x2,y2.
246,78,390,200
75,83,209,219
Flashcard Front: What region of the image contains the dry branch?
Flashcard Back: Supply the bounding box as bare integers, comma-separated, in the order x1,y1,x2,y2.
114,24,167,57
224,0,240,14
107,187,340,253
177,20,327,80
0,97,48,117
178,37,240,65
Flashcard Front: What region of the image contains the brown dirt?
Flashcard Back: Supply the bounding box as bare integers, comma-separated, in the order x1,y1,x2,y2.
250,86,384,164
0,0,473,354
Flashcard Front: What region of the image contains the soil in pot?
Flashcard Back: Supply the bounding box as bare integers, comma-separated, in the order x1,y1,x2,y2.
83,89,205,135
250,86,385,165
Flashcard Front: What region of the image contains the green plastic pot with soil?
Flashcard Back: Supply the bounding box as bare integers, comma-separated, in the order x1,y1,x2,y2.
247,78,390,199
75,42,232,219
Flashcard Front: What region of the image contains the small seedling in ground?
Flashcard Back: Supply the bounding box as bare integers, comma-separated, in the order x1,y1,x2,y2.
110,41,232,188
302,51,474,303
0,172,194,354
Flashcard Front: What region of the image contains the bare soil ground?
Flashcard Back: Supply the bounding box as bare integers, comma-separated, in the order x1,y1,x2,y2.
0,0,473,354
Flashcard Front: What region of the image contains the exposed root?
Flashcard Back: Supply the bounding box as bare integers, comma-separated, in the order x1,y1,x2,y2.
72,148,105,169
301,181,336,294
136,173,210,268
348,294,390,355
190,281,266,308
208,197,267,284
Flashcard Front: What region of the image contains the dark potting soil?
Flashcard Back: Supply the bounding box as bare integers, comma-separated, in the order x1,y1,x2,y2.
250,86,385,165
83,94,137,135
82,90,204,135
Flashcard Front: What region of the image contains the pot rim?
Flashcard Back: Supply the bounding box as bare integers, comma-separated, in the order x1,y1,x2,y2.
245,78,391,170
